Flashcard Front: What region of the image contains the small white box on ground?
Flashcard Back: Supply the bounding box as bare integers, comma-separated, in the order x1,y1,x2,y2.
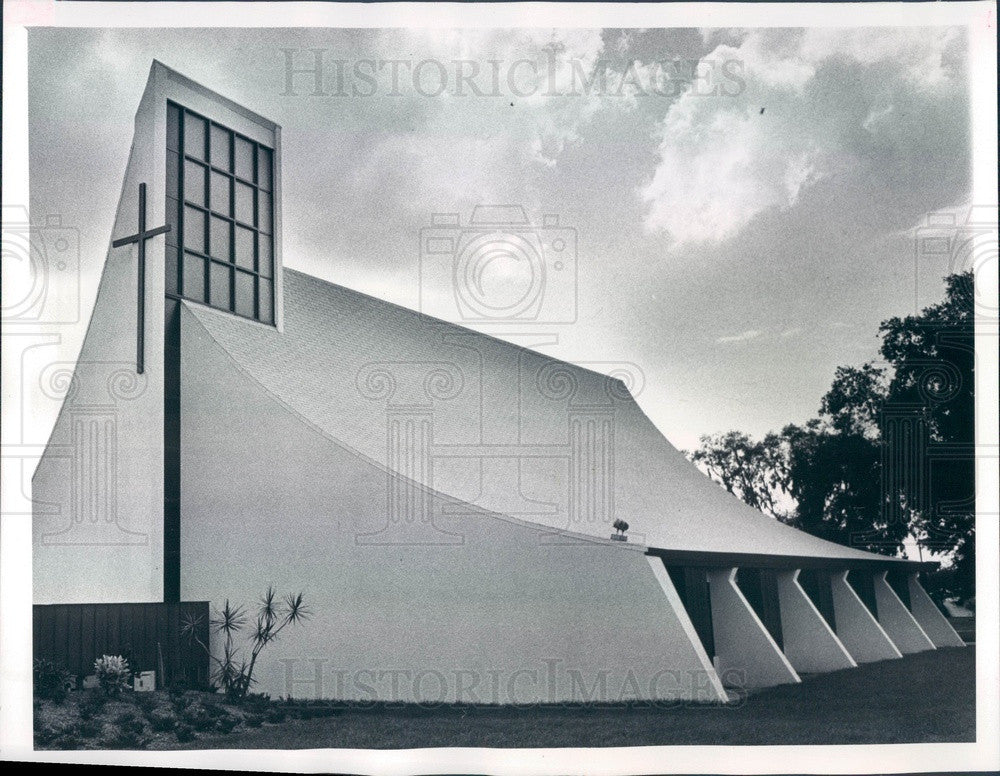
134,671,156,692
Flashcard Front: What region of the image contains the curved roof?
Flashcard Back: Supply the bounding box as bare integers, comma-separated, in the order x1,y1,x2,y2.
185,268,909,567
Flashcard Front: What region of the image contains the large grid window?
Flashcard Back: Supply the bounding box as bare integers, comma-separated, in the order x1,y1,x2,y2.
166,102,275,325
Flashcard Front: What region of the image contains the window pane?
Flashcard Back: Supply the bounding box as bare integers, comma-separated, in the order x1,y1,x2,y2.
257,146,272,190
184,206,206,254
165,196,179,249
210,215,230,261
235,226,255,271
257,234,272,277
258,277,273,324
235,181,254,225
183,160,206,207
235,270,255,318
210,124,231,170
167,103,180,152
210,170,230,215
184,113,206,160
210,261,232,310
183,252,206,302
234,136,254,181
166,247,179,295
257,190,272,234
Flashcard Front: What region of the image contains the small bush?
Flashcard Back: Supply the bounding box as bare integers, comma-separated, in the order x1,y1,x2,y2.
33,658,72,703
181,703,214,732
174,722,195,742
98,710,148,749
243,712,264,728
243,692,272,710
147,706,178,733
214,715,238,734
132,691,156,714
78,691,106,720
34,719,63,746
203,702,228,718
265,706,286,724
51,731,82,749
78,719,102,739
94,655,132,697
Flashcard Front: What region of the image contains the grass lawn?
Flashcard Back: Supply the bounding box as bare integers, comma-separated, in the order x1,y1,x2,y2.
167,647,975,749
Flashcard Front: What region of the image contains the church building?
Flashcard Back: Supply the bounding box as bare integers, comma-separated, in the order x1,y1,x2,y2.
32,62,964,703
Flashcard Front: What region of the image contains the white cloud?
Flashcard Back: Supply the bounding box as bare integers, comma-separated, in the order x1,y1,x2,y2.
715,329,762,344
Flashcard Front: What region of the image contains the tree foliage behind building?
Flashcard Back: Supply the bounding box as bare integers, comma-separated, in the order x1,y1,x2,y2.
690,272,975,604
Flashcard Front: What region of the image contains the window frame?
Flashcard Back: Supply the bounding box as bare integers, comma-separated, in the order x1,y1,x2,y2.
166,100,275,326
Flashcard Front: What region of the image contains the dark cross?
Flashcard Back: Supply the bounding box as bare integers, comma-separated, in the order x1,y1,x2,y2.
111,183,170,374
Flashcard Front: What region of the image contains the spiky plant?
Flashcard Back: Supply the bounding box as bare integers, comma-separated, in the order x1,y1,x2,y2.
181,588,310,700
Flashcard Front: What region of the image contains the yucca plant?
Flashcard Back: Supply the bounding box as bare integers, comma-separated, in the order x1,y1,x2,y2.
181,586,310,700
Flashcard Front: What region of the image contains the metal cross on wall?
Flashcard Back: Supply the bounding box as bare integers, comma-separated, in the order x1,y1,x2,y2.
112,183,171,374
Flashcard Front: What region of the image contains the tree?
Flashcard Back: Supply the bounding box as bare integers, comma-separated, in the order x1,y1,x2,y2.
689,430,791,520
879,272,975,602
182,585,310,700
690,272,975,600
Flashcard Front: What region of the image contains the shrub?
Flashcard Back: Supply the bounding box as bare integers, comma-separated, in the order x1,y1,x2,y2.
147,707,178,733
96,709,148,749
78,691,106,720
51,729,82,749
34,719,62,746
181,703,214,732
174,722,195,742
214,715,238,734
93,655,132,697
243,691,272,710
33,658,72,703
132,691,156,714
244,712,264,727
265,706,286,724
78,719,102,739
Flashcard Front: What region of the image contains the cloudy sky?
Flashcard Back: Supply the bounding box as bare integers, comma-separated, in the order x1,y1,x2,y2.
26,26,971,449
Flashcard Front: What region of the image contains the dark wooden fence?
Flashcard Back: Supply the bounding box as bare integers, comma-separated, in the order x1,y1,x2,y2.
33,601,210,689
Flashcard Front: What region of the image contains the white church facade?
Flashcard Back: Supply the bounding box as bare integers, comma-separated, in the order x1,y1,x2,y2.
32,62,964,704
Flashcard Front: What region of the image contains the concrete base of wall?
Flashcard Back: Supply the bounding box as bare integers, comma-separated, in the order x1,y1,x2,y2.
707,568,799,689
872,571,935,654
776,569,856,673
830,570,901,663
906,573,966,648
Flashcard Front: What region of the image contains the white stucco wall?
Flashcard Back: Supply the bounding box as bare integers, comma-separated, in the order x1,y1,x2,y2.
179,307,723,703
32,79,166,604
32,61,282,605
